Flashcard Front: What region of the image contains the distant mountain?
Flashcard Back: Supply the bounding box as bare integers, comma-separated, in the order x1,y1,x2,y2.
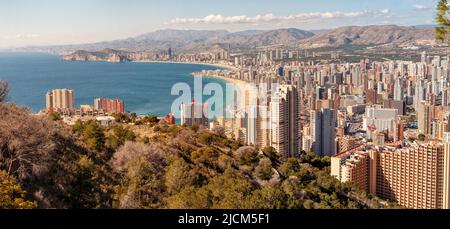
299,25,436,49
133,29,229,43
209,28,314,49
412,24,438,29
13,25,440,54
16,28,314,54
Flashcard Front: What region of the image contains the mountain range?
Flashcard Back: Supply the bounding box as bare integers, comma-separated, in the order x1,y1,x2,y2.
15,25,438,54
298,25,436,49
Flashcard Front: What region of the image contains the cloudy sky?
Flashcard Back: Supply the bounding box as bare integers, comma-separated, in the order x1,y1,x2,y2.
0,0,439,48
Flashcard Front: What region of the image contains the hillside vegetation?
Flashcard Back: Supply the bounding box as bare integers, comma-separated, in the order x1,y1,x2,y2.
0,102,400,209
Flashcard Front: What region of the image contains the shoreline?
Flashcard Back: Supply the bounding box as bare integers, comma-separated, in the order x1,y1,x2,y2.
134,59,247,85
192,73,248,86
133,60,240,71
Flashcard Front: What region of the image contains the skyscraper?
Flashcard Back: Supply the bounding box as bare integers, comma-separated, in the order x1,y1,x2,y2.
180,100,208,127
363,105,399,141
414,79,425,110
417,101,434,135
311,108,337,156
45,88,74,113
94,98,125,114
270,85,301,158
393,77,403,101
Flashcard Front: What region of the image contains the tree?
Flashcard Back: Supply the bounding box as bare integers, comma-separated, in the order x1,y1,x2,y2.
48,112,62,121
68,155,102,208
0,170,35,209
0,104,109,208
191,147,220,169
261,146,280,161
0,80,9,103
83,121,105,152
112,113,131,123
246,184,287,209
197,132,216,145
111,142,167,208
279,158,301,177
234,146,259,166
164,157,194,194
436,0,450,47
106,125,136,150
205,169,254,209
255,158,274,180
72,119,84,133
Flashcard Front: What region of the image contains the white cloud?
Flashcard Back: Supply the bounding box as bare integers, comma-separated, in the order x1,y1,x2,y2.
381,8,390,14
413,4,430,11
165,9,391,25
15,34,41,39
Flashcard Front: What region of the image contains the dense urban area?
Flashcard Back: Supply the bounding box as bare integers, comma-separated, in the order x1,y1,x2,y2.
2,0,450,209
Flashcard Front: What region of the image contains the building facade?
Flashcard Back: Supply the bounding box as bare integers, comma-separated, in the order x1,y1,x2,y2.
331,141,450,209
45,88,75,114
311,108,337,156
180,100,208,127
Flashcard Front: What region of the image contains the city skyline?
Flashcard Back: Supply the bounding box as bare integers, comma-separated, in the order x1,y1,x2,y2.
0,0,439,48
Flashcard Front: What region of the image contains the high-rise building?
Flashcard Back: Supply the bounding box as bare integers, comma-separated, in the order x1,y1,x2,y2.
180,100,208,127
45,88,74,113
417,101,434,135
93,98,125,114
363,105,399,141
310,108,337,156
443,133,450,209
414,79,425,110
331,141,450,209
393,77,403,101
269,85,301,157
168,48,173,59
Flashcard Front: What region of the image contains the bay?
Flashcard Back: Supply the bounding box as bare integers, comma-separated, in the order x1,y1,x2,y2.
0,52,228,117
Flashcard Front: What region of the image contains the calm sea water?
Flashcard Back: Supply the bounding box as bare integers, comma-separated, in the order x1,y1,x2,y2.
0,52,228,117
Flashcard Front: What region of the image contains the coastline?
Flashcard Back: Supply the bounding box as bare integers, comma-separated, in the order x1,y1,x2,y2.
133,59,248,85
193,73,248,86
133,60,240,71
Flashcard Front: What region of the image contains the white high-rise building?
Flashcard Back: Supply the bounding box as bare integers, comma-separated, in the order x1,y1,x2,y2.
414,79,425,110
45,88,74,113
363,105,399,140
393,77,403,101
180,100,208,127
269,85,301,158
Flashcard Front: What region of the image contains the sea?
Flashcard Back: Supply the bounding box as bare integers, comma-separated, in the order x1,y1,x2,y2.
0,52,230,118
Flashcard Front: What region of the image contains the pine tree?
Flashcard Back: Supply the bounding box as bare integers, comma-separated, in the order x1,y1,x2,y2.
436,0,450,52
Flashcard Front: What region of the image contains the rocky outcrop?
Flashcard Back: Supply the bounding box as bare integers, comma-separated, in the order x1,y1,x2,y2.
62,49,131,62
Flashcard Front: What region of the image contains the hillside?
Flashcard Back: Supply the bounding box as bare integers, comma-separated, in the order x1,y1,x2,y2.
62,49,132,62
208,28,314,49
0,99,400,209
299,25,436,49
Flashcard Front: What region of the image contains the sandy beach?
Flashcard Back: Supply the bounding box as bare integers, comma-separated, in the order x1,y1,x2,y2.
133,60,240,71
135,59,249,89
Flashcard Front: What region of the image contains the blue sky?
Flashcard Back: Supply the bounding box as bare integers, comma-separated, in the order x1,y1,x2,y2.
0,0,439,48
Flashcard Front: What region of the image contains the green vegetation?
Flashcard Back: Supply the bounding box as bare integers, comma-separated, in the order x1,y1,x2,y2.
436,0,450,46
0,103,397,209
0,170,35,209
418,133,426,141
48,112,62,121
0,80,9,103
135,115,159,125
